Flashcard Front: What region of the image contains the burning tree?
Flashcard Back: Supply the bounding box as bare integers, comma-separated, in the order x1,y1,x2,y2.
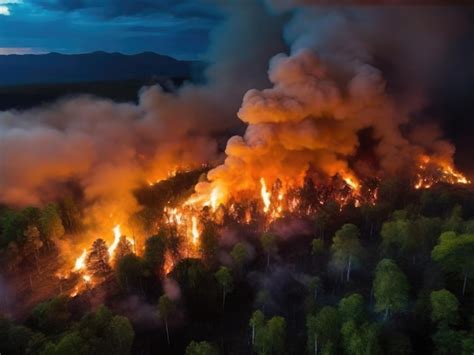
86,239,111,276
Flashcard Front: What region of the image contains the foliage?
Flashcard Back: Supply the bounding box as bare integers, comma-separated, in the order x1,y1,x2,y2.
373,259,410,320
30,297,70,334
185,341,218,355
330,224,363,281
230,242,249,270
430,289,459,326
432,231,474,295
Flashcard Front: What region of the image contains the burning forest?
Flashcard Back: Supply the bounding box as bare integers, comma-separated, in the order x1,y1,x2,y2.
1,1,474,355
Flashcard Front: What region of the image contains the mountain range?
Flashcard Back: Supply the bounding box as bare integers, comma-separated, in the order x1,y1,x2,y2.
0,51,197,86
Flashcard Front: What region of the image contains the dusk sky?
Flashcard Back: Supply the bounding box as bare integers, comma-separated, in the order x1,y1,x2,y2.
0,0,221,59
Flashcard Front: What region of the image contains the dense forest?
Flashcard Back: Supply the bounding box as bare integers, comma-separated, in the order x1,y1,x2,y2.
1,173,473,355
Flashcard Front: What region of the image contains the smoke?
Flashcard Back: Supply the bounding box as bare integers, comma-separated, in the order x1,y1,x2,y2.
0,1,286,237
193,4,468,203
0,1,470,238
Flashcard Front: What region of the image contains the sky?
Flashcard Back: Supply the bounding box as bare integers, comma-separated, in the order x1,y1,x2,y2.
0,0,221,59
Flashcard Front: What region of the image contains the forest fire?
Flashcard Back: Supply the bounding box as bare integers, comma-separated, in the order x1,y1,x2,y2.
415,155,470,189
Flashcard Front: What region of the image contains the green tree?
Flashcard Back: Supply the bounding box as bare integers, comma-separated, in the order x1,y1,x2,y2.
45,332,90,355
107,315,134,355
311,238,324,256
249,310,265,346
39,204,65,242
432,327,464,355
0,209,28,247
116,254,146,293
430,289,459,326
157,295,175,346
215,266,233,310
330,224,363,282
260,233,277,268
253,314,286,355
306,306,340,355
341,320,379,355
373,259,410,320
185,341,218,355
30,296,70,334
338,293,367,324
432,231,474,295
230,242,249,271
144,234,167,274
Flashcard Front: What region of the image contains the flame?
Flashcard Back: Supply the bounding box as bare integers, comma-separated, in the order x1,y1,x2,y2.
73,249,87,272
108,224,122,257
343,176,359,191
260,178,271,213
191,216,199,245
414,155,470,189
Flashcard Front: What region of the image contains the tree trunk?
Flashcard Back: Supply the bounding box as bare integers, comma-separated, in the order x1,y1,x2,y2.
384,307,389,321
462,274,467,296
165,318,170,346
314,333,318,355
314,288,318,302
252,325,255,345
266,252,270,269
222,286,226,310
346,256,352,282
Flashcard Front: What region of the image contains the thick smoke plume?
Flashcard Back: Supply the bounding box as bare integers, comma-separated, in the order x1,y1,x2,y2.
193,4,468,204
0,1,470,235
0,1,285,236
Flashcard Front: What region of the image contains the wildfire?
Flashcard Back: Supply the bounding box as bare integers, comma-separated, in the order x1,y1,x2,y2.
260,178,271,213
73,249,87,272
415,155,470,189
107,224,122,257
191,216,199,245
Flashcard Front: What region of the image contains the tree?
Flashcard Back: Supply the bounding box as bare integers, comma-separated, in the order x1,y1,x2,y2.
306,306,340,355
432,327,464,355
341,321,379,355
260,233,277,268
30,296,70,334
116,254,146,293
330,224,363,282
215,266,233,310
249,310,265,346
380,217,412,257
311,238,324,256
144,234,167,274
107,315,134,355
307,276,322,304
185,341,218,355
39,204,65,242
252,314,286,355
230,242,249,271
0,209,28,247
432,231,474,296
338,293,367,324
199,223,219,266
373,259,410,320
46,331,90,355
430,289,459,326
114,236,133,265
157,295,175,346
86,239,111,276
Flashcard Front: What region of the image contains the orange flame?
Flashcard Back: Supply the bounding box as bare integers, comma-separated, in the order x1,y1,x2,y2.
260,178,271,213
73,249,87,272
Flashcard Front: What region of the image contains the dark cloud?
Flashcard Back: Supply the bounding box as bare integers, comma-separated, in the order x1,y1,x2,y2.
31,0,221,20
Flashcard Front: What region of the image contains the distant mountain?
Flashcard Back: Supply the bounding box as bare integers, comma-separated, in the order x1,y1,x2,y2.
0,52,197,86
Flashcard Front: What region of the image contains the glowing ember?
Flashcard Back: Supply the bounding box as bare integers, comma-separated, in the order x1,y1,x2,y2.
260,178,271,213
73,249,87,272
